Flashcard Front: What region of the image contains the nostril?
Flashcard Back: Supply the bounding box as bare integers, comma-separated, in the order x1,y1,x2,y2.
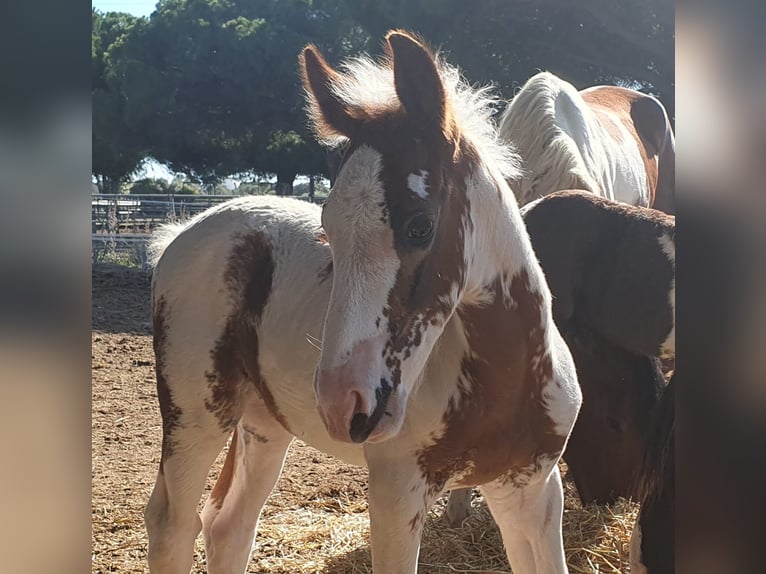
350,390,364,415
349,412,370,443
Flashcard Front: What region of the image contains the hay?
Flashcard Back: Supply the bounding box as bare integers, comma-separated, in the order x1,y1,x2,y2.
92,264,639,574
245,472,638,574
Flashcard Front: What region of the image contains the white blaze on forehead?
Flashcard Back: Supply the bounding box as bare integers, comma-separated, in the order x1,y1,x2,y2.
407,170,430,200
319,144,400,371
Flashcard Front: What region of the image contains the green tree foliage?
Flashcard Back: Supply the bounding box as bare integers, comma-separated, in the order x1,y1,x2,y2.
127,177,170,194
93,0,674,188
92,9,147,192
344,0,673,119
107,0,363,193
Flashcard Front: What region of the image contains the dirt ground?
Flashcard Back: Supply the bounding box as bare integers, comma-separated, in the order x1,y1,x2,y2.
92,263,637,573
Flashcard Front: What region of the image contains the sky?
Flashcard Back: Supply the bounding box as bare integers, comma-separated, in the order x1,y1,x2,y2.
92,0,158,17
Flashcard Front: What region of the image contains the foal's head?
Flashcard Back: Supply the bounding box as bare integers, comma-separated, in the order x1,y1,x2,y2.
301,31,516,443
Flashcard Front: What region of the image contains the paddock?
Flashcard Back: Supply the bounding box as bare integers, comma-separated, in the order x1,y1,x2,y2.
92,263,639,573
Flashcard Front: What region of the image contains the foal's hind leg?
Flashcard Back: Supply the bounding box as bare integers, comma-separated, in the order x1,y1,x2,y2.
144,407,235,574
481,464,568,574
201,394,293,574
444,488,473,527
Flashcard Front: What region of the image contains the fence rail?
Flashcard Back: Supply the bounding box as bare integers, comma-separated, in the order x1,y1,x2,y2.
92,193,322,234
92,194,240,234
91,193,323,267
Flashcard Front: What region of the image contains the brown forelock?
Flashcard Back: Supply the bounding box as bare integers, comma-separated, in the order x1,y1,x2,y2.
152,294,182,465
582,86,659,204
332,101,473,390
204,232,290,433
208,428,239,509
416,270,568,493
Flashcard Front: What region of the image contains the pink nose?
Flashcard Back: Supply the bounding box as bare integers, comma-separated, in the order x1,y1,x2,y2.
314,337,392,443
315,366,374,443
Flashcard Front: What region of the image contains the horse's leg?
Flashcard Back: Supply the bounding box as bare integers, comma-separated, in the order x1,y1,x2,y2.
480,464,568,574
145,407,234,574
201,394,293,574
366,452,437,573
444,488,472,527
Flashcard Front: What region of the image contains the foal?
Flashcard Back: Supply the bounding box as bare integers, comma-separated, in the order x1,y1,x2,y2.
144,31,581,574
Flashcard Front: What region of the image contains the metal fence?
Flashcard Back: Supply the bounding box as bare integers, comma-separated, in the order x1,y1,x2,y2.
92,194,240,234
91,193,323,268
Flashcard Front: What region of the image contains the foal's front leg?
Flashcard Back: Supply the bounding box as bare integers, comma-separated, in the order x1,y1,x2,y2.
481,464,568,574
366,449,438,573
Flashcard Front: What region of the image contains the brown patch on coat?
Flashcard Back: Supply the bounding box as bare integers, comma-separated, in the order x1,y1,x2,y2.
379,144,474,388
152,295,182,465
417,270,567,492
408,510,424,533
209,429,239,509
204,232,291,433
582,86,674,212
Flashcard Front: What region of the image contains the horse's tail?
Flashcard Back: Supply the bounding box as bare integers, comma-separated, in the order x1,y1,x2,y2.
499,71,602,204
147,220,189,269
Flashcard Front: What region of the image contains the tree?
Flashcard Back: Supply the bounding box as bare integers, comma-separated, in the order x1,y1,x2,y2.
107,0,364,188
92,9,146,193
342,0,674,119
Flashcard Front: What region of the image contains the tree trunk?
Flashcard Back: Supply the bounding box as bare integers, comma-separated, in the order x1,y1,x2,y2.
100,176,119,194
308,176,315,202
275,173,295,196
95,175,105,194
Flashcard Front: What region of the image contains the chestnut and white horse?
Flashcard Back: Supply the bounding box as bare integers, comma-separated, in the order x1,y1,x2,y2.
143,31,581,574
499,71,675,214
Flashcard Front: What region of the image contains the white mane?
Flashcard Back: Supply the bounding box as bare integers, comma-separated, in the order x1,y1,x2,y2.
498,71,601,204
315,53,522,182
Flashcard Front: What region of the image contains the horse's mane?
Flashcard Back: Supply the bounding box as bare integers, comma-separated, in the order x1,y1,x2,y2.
311,53,522,182
498,72,602,204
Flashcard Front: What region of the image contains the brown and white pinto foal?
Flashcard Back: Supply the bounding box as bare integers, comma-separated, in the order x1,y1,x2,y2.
499,72,675,214
144,31,581,574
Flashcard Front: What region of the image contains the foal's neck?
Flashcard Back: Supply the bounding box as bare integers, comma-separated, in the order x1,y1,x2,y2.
462,163,543,300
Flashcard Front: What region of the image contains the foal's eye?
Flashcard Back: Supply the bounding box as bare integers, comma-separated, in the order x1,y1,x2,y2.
406,214,434,246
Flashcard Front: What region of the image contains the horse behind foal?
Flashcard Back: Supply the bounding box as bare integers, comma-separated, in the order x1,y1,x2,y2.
499,72,675,213
144,31,581,574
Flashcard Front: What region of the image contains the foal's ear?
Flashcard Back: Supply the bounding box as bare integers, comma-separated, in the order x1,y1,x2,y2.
386,31,450,139
300,45,357,141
